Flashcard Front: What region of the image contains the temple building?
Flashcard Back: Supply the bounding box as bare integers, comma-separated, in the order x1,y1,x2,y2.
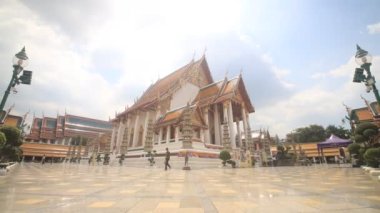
345,96,380,130
22,114,112,161
110,55,255,158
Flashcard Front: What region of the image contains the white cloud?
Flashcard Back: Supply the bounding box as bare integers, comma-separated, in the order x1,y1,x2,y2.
0,0,245,122
252,55,380,138
367,22,380,34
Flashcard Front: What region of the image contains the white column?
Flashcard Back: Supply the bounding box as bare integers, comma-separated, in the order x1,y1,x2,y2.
236,121,242,148
213,104,221,145
166,125,171,144
200,129,205,142
142,111,150,147
242,105,249,144
117,119,127,154
203,108,210,144
227,101,236,149
158,127,163,144
116,120,124,152
132,112,140,147
156,105,161,120
175,126,180,143
110,125,117,152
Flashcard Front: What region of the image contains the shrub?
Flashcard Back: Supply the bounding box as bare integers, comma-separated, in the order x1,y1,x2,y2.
348,143,361,156
364,148,380,168
0,132,5,147
354,135,366,143
355,122,378,135
219,150,231,166
0,126,21,146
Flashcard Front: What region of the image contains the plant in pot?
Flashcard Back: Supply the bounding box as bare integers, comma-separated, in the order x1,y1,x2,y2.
219,150,231,167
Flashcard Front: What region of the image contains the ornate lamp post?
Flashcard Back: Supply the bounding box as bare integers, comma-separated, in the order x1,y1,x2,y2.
0,47,32,120
353,45,380,105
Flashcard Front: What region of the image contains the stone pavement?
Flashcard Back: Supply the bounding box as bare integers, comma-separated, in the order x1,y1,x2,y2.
1,163,380,212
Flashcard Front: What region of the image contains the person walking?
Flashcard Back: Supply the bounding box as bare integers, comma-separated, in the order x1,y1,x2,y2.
184,151,189,166
165,148,171,170
41,154,46,165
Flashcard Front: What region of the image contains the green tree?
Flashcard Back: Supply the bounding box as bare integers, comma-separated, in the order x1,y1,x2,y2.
325,125,350,139
287,125,326,143
353,122,378,147
347,143,361,156
0,126,23,162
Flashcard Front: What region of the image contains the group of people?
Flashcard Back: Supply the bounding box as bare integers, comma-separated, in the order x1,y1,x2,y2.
40,148,187,170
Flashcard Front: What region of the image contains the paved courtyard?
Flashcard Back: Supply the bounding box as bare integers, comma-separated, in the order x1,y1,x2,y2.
1,163,380,212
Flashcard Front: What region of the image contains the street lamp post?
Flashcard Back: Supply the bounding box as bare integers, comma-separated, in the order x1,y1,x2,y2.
353,45,380,105
0,47,32,120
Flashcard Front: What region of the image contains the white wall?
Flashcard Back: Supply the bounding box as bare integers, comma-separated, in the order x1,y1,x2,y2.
170,83,199,110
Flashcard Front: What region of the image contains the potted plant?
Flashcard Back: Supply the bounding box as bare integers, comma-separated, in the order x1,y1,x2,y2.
219,150,231,167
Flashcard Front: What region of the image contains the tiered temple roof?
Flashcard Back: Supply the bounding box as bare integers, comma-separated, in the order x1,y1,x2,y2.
117,56,214,118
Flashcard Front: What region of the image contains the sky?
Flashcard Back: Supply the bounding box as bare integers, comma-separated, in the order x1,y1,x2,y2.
1,0,380,138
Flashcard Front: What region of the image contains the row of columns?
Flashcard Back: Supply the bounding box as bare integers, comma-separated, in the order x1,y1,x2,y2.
203,100,251,149
111,110,158,154
110,100,251,152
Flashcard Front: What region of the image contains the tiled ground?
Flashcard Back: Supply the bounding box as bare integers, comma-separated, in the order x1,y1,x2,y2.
1,163,380,212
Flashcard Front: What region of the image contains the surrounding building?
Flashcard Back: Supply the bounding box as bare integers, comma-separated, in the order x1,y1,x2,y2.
110,55,255,159
345,97,380,130
0,110,24,128
22,114,112,161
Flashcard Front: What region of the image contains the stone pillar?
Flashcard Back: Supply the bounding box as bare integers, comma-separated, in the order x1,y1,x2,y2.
203,108,210,144
175,126,180,143
158,127,163,144
142,111,150,147
166,125,171,144
242,105,249,148
120,116,131,154
228,101,236,149
236,121,242,148
200,129,205,142
213,104,221,145
132,112,140,147
110,124,117,152
115,120,124,152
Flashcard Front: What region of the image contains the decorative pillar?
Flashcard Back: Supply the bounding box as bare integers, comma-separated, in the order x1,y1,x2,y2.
228,101,236,149
182,104,193,149
222,122,231,151
120,116,131,154
110,124,117,153
132,112,140,147
142,111,150,147
241,105,249,149
236,121,242,148
203,108,210,144
115,120,124,152
144,119,154,152
222,102,231,150
213,104,221,145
